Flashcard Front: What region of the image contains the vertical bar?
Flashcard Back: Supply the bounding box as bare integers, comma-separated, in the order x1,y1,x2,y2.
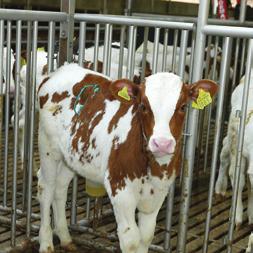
130,26,137,78
152,27,160,74
164,182,175,253
176,0,209,252
3,21,12,207
22,20,32,210
124,0,132,15
118,25,126,78
93,23,100,72
26,21,38,237
59,0,75,66
178,30,189,78
204,36,219,172
172,30,179,72
47,21,55,73
0,20,4,194
162,28,169,72
227,39,253,253
78,22,86,67
140,27,149,81
126,25,135,79
0,20,4,94
11,20,22,247
202,37,233,253
103,24,111,75
70,176,78,225
240,39,247,77
231,38,240,90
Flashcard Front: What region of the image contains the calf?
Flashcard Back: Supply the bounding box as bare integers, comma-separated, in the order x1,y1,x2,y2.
215,72,253,226
37,63,218,253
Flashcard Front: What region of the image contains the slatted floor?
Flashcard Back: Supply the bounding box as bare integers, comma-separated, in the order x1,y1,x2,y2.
0,125,252,253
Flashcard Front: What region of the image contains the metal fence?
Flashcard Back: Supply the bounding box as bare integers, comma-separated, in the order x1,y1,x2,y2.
0,0,253,252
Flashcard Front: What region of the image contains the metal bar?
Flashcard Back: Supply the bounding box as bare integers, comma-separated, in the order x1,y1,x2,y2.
203,36,219,172
231,38,240,91
70,176,78,225
3,21,11,207
172,30,179,72
118,25,126,78
162,28,169,72
124,0,132,16
0,20,3,94
0,20,4,196
240,39,247,77
22,20,32,210
78,22,86,67
132,12,253,27
164,182,175,253
152,27,160,74
176,0,209,252
66,0,75,63
102,23,110,75
0,9,67,21
227,39,253,253
140,27,149,81
93,23,100,72
202,25,253,38
126,25,135,79
239,0,247,23
74,14,195,30
202,37,233,253
178,30,189,78
47,21,55,73
11,20,22,247
130,26,137,78
26,20,38,237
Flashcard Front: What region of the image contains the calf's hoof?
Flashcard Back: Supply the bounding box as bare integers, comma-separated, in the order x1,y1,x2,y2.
40,246,54,253
61,242,78,252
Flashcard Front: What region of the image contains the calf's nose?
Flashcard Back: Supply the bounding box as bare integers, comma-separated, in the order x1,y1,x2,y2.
151,137,175,154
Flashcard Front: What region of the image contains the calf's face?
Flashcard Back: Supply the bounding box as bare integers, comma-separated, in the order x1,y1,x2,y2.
110,73,218,162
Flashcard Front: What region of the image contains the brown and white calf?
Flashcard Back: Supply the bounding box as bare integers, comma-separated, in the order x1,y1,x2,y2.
37,63,218,253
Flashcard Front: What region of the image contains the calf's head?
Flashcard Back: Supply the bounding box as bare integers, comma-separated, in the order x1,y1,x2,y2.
110,72,218,162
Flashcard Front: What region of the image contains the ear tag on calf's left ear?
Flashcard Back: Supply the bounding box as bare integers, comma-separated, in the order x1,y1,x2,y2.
21,57,26,67
118,86,131,101
192,89,212,110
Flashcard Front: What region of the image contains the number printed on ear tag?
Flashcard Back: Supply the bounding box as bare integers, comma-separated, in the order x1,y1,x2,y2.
192,89,212,110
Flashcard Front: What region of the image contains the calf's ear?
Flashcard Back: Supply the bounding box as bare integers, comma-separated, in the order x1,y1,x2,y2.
110,79,140,104
189,79,219,101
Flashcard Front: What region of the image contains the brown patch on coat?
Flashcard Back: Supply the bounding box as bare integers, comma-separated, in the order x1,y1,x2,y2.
108,103,131,133
51,91,70,103
70,74,112,163
38,77,50,93
39,94,49,109
42,64,48,75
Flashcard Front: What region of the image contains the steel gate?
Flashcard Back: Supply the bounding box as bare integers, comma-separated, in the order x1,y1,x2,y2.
0,0,253,252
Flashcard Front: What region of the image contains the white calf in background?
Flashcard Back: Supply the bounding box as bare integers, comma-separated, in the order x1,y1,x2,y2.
215,72,253,226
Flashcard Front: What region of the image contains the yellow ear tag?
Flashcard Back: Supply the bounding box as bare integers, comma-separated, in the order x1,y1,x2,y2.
21,57,26,67
192,89,212,110
37,47,45,52
118,86,131,101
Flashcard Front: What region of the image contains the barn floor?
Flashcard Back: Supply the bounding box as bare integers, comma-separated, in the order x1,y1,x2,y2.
0,125,252,253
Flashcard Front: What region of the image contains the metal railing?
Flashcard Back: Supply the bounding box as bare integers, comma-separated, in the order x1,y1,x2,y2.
0,1,253,253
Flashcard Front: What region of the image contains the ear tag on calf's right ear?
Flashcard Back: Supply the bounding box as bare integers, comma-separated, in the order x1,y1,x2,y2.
118,86,131,101
192,89,212,110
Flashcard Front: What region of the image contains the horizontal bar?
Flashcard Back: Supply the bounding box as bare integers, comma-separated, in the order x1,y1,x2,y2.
132,12,253,27
0,8,67,21
202,25,253,38
74,13,195,30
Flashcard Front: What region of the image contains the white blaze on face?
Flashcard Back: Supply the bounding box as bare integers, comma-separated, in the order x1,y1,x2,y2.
145,72,183,160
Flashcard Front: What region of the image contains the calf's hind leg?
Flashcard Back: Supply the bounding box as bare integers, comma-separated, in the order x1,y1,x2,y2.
52,162,75,249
